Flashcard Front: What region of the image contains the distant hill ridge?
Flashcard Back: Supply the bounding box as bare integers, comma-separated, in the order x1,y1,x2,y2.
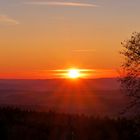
0,78,120,91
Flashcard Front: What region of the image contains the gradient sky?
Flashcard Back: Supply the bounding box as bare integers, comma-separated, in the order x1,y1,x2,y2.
0,0,140,78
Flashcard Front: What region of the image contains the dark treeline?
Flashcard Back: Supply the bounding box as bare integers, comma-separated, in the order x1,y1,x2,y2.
0,107,140,140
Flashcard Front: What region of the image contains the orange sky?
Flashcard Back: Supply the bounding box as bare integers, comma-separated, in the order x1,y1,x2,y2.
0,0,140,79
0,69,118,79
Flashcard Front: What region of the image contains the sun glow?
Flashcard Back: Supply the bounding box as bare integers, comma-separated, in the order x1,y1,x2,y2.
68,69,80,79
52,68,94,79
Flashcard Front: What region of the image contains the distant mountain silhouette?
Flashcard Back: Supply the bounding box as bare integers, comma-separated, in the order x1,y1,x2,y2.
0,79,125,116
0,78,120,91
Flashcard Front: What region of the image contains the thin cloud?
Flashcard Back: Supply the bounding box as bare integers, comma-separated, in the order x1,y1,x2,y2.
25,1,99,7
0,15,19,25
72,49,96,53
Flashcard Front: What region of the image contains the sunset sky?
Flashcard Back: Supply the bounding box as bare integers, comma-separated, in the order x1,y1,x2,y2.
0,0,140,79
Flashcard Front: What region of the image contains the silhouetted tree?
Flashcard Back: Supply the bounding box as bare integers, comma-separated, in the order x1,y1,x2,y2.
0,107,140,140
120,32,140,114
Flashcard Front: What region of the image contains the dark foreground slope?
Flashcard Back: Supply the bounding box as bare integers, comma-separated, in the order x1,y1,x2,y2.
0,107,140,140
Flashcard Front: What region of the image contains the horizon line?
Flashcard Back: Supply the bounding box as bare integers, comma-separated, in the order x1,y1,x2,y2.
0,77,118,80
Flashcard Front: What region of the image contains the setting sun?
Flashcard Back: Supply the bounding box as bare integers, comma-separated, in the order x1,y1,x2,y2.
68,69,80,79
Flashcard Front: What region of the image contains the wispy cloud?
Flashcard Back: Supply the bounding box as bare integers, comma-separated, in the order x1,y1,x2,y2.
24,1,99,7
0,15,19,25
72,49,96,53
